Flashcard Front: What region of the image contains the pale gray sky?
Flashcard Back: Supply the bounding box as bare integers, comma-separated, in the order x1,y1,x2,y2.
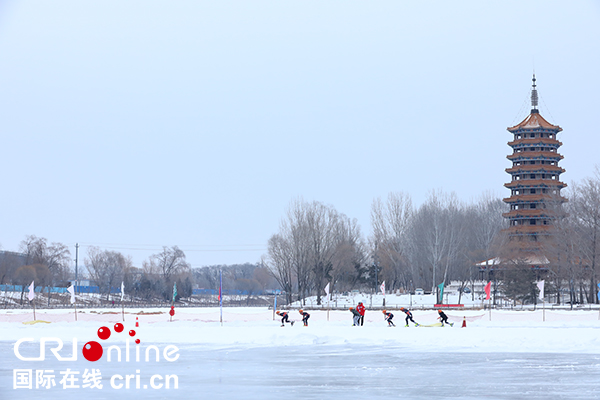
1,1,599,268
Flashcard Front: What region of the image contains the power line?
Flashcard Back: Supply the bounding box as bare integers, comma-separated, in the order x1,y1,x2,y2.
74,242,266,253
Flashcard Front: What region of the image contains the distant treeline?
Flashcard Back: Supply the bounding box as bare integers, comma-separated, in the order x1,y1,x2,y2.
0,239,281,305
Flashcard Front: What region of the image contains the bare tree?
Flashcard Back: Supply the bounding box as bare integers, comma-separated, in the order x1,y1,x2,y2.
0,251,24,285
370,192,413,291
329,214,366,296
20,235,71,279
473,192,508,264
86,247,133,301
266,199,365,305
265,237,295,304
569,166,600,303
19,235,71,305
408,191,464,293
145,246,191,282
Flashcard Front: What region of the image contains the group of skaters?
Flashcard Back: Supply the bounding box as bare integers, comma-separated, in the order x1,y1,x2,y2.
276,310,310,327
277,306,454,327
352,306,453,327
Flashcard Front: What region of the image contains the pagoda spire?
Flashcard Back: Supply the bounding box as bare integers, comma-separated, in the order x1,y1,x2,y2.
531,74,539,113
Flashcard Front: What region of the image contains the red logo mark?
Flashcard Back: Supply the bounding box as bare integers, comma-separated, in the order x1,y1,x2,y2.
82,322,142,362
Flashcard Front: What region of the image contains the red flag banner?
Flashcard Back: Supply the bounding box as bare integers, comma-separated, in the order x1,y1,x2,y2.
484,281,491,300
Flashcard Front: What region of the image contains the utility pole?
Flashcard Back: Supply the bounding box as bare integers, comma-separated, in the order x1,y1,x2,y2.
75,243,79,294
373,250,380,295
374,263,378,294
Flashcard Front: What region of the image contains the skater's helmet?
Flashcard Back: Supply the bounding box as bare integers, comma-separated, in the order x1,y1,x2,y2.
276,311,280,315
438,310,442,314
349,307,354,310
299,309,303,313
382,310,386,313
400,307,405,311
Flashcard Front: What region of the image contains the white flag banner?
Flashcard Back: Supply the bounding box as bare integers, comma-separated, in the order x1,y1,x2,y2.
27,281,35,301
380,281,385,296
537,280,545,300
324,283,330,296
121,281,125,302
67,285,76,304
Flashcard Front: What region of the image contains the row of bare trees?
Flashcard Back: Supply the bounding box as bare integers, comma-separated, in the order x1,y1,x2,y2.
1,236,277,305
265,193,507,304
368,191,507,300
266,167,600,305
1,239,194,303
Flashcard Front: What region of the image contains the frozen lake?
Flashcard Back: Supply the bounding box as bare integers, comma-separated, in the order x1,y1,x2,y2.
2,342,600,400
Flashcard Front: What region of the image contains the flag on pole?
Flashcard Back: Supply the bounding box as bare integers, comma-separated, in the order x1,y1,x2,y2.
172,282,177,302
484,281,492,300
219,270,223,325
27,281,35,301
380,281,385,296
121,281,125,302
324,283,330,296
67,285,76,304
437,282,445,304
537,280,545,300
219,270,223,306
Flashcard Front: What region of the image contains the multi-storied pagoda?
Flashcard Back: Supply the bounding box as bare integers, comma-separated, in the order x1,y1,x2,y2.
502,75,567,242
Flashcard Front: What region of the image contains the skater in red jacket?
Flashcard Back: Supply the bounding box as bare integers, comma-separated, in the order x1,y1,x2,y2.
382,310,395,327
299,309,310,326
276,311,294,327
356,302,366,326
400,307,419,327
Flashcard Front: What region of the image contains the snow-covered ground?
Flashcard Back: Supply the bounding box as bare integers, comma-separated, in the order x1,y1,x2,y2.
1,307,600,399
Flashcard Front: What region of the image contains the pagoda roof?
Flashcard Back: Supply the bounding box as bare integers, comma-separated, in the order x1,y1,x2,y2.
507,138,563,147
503,194,567,203
507,151,563,161
508,110,562,132
505,165,565,174
504,179,567,189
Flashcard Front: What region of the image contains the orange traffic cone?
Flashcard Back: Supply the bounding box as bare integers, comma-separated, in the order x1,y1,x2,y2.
461,316,466,328
136,317,139,327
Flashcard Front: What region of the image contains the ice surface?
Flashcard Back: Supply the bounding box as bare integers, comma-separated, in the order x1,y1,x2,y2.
1,307,600,399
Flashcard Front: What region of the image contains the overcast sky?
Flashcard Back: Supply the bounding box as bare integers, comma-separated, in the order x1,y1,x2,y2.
0,1,599,269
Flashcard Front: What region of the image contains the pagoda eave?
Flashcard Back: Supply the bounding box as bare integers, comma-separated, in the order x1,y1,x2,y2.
507,152,564,161
503,194,568,203
505,165,565,174
504,180,567,189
